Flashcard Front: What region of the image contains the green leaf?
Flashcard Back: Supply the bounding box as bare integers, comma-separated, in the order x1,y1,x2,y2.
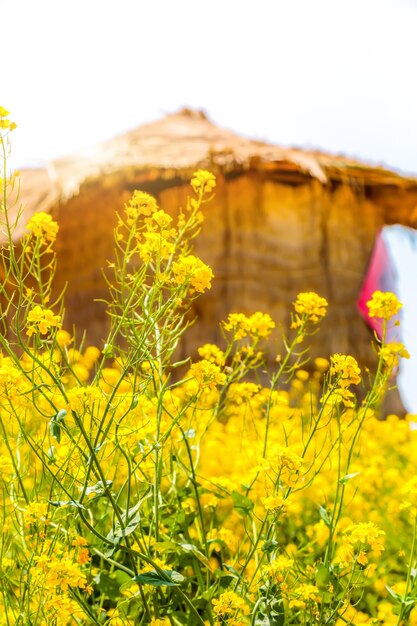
223,563,240,578
319,505,332,528
179,543,210,568
339,472,361,485
231,491,254,515
385,585,401,602
261,540,279,553
83,480,112,496
169,611,188,625
55,409,67,422
49,409,68,443
49,500,87,510
385,586,416,608
107,513,141,543
219,575,234,588
133,569,185,586
254,613,281,626
321,591,334,604
49,420,61,443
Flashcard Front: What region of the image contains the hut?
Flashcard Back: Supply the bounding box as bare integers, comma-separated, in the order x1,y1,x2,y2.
16,108,417,376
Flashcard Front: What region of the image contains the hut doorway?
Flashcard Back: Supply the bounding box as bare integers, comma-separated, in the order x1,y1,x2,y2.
360,225,417,414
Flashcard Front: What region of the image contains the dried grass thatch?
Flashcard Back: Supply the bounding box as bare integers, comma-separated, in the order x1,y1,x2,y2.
18,108,417,234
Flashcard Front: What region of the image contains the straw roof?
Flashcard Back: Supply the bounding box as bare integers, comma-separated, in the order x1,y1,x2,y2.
16,107,417,239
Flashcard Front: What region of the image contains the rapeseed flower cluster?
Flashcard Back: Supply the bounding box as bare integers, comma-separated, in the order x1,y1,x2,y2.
138,230,176,262
222,311,275,340
212,590,249,618
321,353,362,408
329,353,361,387
367,290,402,321
291,291,328,328
288,583,320,609
340,522,385,567
191,169,216,195
25,211,59,247
0,106,16,131
26,304,61,337
172,254,214,293
379,341,410,371
189,359,227,390
198,343,226,366
125,190,159,223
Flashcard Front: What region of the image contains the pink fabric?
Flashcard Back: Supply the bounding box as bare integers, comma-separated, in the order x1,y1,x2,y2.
358,229,398,340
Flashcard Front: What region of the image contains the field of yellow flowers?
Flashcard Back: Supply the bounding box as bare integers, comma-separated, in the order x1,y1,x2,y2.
1,106,417,626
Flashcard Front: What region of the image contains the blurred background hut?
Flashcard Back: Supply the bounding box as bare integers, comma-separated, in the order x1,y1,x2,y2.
16,109,417,386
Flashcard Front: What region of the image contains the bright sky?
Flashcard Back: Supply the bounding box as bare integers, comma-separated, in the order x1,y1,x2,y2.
3,0,417,411
2,0,417,173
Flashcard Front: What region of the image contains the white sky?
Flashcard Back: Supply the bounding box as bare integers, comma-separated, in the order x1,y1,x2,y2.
2,0,417,173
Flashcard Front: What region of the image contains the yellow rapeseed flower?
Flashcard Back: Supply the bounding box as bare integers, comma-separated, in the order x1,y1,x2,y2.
197,343,226,366
288,584,320,609
191,170,216,195
55,329,72,348
189,360,226,390
329,354,361,388
314,356,329,372
222,313,250,340
262,493,287,513
207,527,238,553
247,311,276,338
341,522,385,566
139,557,170,574
23,502,49,527
379,341,410,369
26,212,59,247
82,345,101,368
212,590,247,617
258,444,304,487
222,312,275,340
172,255,214,293
366,290,402,321
0,107,15,130
32,553,88,592
150,209,173,229
291,291,328,328
262,555,294,583
26,305,61,337
125,190,159,224
138,230,176,262
0,355,29,399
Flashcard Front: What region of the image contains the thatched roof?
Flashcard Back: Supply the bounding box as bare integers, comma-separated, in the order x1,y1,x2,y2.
16,107,417,239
